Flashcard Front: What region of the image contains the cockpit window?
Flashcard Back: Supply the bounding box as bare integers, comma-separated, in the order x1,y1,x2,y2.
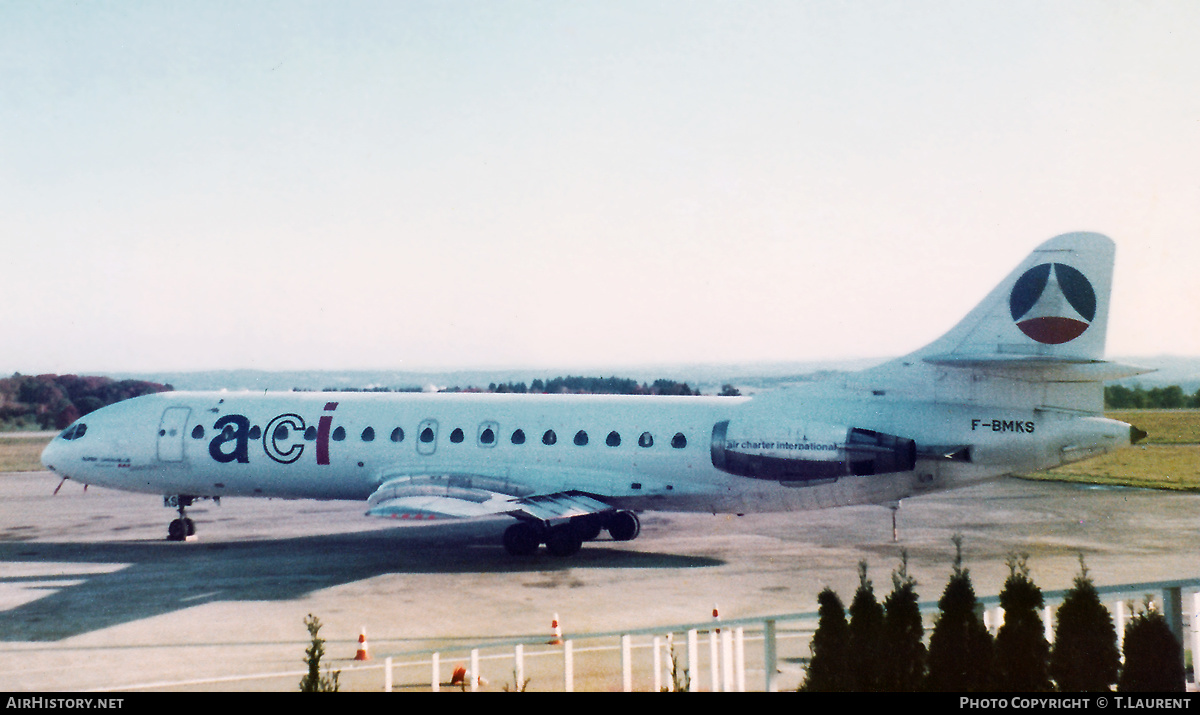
60,423,88,440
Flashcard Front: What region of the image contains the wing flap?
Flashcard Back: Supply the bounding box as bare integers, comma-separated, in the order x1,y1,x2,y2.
365,475,615,523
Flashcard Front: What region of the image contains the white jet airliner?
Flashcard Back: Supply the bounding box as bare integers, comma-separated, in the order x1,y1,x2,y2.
41,232,1148,556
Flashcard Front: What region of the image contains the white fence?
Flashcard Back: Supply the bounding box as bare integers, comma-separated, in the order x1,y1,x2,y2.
99,577,1200,691
359,577,1200,692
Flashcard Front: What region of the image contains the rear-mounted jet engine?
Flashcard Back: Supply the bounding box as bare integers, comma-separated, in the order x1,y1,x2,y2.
711,420,916,483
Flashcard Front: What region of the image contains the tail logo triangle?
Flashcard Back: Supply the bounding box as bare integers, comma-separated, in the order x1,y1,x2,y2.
1008,263,1097,345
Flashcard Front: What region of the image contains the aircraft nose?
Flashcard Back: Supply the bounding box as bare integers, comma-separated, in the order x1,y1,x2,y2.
41,437,61,472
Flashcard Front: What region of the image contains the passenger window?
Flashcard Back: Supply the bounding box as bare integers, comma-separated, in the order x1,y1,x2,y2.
249,425,262,440
450,428,465,443
191,425,205,439
671,432,687,449
362,427,375,442
542,429,557,445
390,427,404,443
511,429,526,445
607,431,621,447
420,427,435,443
574,430,589,446
332,426,346,441
639,432,654,448
273,424,289,441
305,426,317,441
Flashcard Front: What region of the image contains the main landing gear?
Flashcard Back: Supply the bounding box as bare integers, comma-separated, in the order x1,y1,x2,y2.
503,510,641,557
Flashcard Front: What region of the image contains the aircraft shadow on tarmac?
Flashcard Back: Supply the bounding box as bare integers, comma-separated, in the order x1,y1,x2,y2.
0,527,722,642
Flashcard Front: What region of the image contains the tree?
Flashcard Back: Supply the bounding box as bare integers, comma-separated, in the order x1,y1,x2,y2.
300,614,341,692
925,536,994,691
994,553,1052,691
801,588,851,691
847,561,886,691
1049,557,1119,692
1118,600,1186,692
880,552,925,691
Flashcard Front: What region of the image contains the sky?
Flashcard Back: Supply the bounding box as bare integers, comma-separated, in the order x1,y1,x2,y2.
2,1,1198,374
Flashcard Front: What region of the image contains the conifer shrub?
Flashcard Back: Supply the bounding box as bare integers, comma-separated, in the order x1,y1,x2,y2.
1049,557,1119,692
994,553,1052,691
925,537,994,691
801,588,851,691
1118,600,1185,692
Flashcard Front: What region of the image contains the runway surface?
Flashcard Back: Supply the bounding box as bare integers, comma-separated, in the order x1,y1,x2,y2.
1,470,1197,691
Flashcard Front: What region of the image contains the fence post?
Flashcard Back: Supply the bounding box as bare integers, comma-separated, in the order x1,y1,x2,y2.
687,629,699,692
470,648,480,692
709,629,720,691
1162,587,1184,653
384,656,392,692
1043,605,1054,643
734,627,745,692
653,635,663,692
515,643,524,692
1115,600,1128,660
1191,592,1200,688
431,652,439,692
721,628,734,692
622,634,633,692
564,639,574,692
764,619,778,692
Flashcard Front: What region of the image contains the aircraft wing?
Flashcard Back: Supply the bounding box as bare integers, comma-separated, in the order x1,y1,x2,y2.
364,473,615,523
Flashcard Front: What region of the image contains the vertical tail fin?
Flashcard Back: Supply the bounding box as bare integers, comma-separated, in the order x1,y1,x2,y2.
869,232,1150,414
913,232,1114,364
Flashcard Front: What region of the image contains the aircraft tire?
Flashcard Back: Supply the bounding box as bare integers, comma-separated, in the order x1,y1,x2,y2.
606,510,640,542
184,518,196,536
575,515,603,542
545,525,583,557
167,519,188,542
503,522,541,556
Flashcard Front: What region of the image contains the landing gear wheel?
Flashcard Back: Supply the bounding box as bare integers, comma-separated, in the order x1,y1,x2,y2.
575,515,603,542
167,519,188,542
165,495,197,542
606,510,640,542
545,525,583,557
503,522,541,556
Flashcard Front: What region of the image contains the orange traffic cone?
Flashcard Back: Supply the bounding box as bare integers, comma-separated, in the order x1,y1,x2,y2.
354,628,371,661
548,612,562,645
451,664,467,686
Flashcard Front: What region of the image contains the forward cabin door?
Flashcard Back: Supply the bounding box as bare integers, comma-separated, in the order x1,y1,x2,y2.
157,407,191,463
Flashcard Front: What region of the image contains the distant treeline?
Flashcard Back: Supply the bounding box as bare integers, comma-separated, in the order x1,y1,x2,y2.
0,373,173,431
308,376,742,396
1105,384,1200,409
487,376,707,395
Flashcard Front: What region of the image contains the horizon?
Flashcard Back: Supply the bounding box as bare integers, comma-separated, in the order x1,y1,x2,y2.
4,3,1199,374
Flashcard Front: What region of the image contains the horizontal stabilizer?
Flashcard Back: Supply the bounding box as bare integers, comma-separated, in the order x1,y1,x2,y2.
921,356,1153,383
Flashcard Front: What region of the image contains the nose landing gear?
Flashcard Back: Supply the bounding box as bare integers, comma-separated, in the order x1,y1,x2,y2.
163,495,210,541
